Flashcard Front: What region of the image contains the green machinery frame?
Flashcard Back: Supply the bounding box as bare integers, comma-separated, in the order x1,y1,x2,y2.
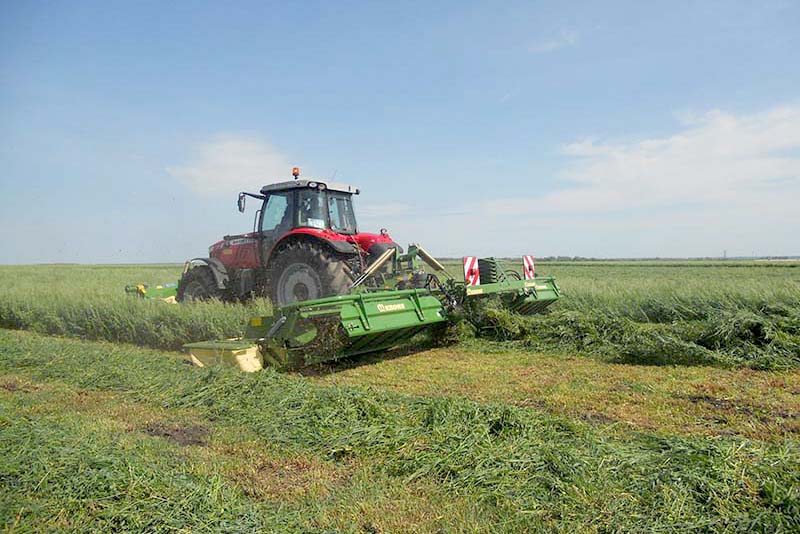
184,248,560,371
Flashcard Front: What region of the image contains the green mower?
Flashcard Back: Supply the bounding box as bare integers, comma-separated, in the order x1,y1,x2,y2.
185,246,560,371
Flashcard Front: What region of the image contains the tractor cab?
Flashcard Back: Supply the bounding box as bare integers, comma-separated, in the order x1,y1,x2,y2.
250,179,360,237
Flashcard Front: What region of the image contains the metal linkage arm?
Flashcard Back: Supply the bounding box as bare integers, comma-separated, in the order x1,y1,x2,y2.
415,244,453,280
350,247,396,288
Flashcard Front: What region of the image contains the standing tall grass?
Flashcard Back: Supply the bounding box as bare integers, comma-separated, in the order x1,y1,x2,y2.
0,264,270,350
443,260,800,320
1,262,799,367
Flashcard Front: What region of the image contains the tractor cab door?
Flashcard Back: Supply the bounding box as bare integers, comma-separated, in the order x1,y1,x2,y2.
258,191,294,264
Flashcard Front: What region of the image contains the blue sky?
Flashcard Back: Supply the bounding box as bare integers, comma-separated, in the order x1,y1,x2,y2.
1,0,799,263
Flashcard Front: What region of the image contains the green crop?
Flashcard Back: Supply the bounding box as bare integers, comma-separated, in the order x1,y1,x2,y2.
1,261,799,531
1,330,798,532
1,262,798,369
0,264,268,350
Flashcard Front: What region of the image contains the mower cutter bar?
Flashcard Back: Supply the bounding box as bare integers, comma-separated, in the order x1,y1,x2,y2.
182,257,561,372
464,275,561,315
185,288,448,371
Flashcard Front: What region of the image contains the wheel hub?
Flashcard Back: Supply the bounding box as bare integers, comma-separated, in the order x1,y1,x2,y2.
277,263,322,304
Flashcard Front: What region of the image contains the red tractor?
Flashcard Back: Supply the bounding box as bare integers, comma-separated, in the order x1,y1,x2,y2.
177,169,401,305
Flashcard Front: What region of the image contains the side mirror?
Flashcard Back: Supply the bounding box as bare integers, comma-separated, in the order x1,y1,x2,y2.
237,193,246,213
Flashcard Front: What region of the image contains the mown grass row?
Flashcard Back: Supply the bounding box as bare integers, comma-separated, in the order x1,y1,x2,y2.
462,302,800,370
1,377,496,533
1,329,799,532
0,405,293,532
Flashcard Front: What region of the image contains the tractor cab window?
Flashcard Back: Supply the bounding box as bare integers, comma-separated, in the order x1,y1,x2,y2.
328,192,357,234
297,189,326,230
260,192,290,233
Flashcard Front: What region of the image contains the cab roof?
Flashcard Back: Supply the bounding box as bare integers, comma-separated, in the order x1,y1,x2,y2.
260,179,360,195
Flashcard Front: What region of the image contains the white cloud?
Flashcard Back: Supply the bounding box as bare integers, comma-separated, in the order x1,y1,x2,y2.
547,105,800,212
476,105,800,256
529,29,579,54
482,106,800,217
167,134,290,196
384,105,800,258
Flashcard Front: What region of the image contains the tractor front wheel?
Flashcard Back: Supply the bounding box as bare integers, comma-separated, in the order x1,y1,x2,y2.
269,241,353,306
177,266,223,302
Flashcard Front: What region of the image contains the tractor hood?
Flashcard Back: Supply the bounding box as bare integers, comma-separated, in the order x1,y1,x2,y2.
210,232,259,253
209,232,261,269
350,232,398,253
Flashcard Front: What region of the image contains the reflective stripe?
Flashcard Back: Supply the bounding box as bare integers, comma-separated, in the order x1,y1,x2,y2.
523,255,536,280
463,256,480,286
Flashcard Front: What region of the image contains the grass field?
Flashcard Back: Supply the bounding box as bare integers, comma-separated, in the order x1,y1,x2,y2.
1,261,799,531
2,260,798,367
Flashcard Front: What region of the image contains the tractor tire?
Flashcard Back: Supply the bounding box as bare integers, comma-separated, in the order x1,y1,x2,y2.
176,266,223,302
269,241,354,306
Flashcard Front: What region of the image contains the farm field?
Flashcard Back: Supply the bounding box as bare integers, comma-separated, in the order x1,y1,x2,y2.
1,261,799,532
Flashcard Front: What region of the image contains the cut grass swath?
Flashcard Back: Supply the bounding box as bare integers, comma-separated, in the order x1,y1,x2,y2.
1,329,798,532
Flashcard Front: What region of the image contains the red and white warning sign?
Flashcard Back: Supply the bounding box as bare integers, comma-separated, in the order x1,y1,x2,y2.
523,255,536,280
463,256,480,286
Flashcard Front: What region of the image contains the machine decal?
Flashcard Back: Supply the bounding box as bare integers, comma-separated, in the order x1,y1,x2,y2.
225,237,258,246
376,303,406,313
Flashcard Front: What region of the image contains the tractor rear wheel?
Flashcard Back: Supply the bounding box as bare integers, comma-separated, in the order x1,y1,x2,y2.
269,241,354,306
177,266,223,302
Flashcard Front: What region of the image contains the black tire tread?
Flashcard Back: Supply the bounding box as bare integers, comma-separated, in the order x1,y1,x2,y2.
268,240,355,306
176,266,223,302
